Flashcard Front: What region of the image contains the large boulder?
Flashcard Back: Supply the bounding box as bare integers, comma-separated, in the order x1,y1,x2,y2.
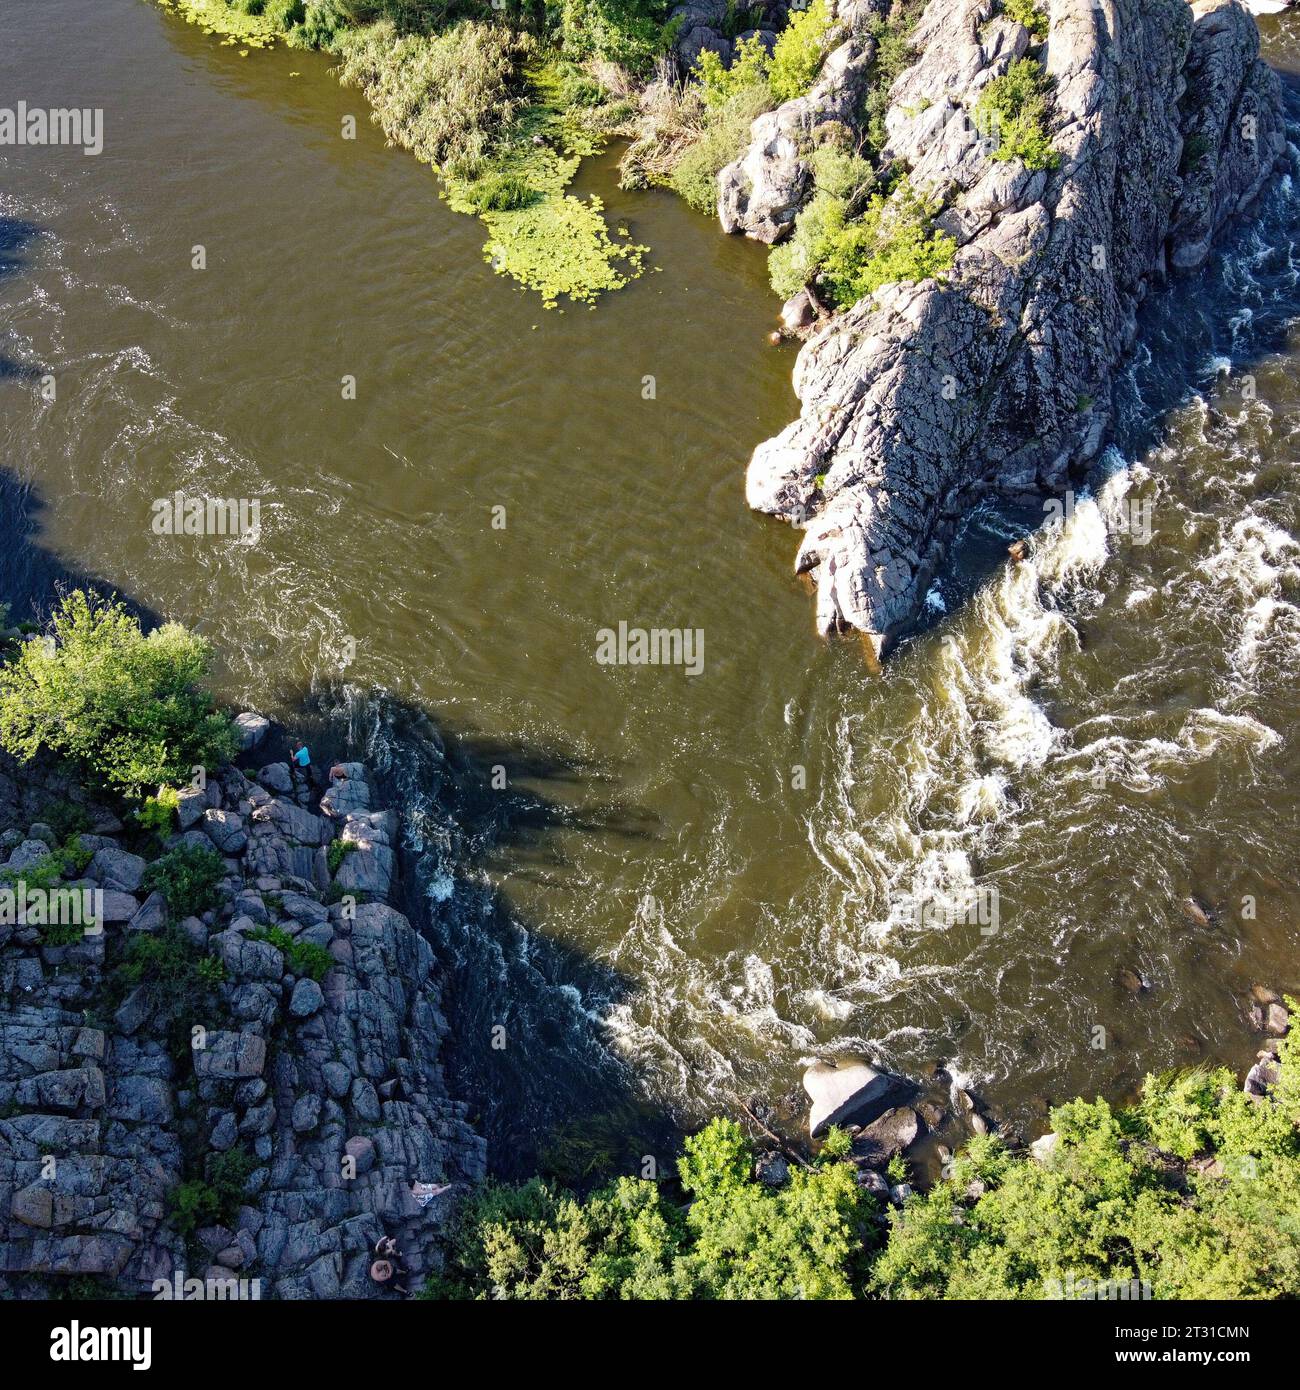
192,1030,268,1079
233,712,270,752
803,1059,910,1137
6,840,52,872
203,808,248,855
851,1105,922,1167
88,846,147,893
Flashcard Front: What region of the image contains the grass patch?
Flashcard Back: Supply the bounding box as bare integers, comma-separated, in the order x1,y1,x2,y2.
336,27,648,307
157,4,654,307
334,19,529,170
247,924,334,981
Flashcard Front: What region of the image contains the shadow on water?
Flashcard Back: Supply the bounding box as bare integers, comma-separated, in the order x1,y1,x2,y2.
0,138,677,1184
0,219,49,384
287,682,679,1182
0,465,161,633
0,216,44,280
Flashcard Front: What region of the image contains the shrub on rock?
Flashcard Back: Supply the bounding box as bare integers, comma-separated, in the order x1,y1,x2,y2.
0,590,237,798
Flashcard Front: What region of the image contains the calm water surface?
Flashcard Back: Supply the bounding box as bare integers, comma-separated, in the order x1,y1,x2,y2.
3,0,1300,1168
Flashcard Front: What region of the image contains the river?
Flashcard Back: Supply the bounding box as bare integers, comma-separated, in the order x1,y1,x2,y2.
3,0,1300,1173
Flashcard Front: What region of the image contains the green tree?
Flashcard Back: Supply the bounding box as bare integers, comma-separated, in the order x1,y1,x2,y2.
973,56,1060,171
426,1116,873,1299
0,591,237,798
872,1028,1300,1300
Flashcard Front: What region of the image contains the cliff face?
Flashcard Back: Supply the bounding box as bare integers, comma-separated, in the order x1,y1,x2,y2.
0,750,484,1298
740,0,1286,654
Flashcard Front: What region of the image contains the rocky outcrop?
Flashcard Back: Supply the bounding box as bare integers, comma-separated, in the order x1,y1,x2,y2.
740,0,1286,654
719,27,879,242
0,751,484,1298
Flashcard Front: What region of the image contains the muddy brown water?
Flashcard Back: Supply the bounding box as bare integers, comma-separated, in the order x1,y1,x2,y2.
3,0,1300,1169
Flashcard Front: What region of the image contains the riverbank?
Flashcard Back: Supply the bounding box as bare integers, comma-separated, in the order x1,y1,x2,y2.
0,615,485,1294
151,0,1293,658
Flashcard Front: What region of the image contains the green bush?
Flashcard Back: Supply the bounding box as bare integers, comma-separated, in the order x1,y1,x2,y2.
39,800,91,842
110,927,227,1056
58,833,93,876
0,834,95,892
326,838,356,874
286,0,353,48
769,175,954,307
974,56,1060,171
669,82,771,215
695,33,773,110
138,786,181,839
247,924,335,981
769,0,833,104
470,171,535,212
862,14,919,155
39,919,85,948
266,0,307,23
1002,0,1049,41
545,0,672,75
873,1025,1300,1300
169,1147,258,1237
140,842,227,917
694,0,831,111
0,590,238,799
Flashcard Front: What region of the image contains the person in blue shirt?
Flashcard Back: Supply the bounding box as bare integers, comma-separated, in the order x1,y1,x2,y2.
290,740,312,791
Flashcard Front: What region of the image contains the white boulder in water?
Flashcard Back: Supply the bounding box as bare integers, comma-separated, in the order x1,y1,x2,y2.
1239,0,1289,13
803,1059,908,1137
